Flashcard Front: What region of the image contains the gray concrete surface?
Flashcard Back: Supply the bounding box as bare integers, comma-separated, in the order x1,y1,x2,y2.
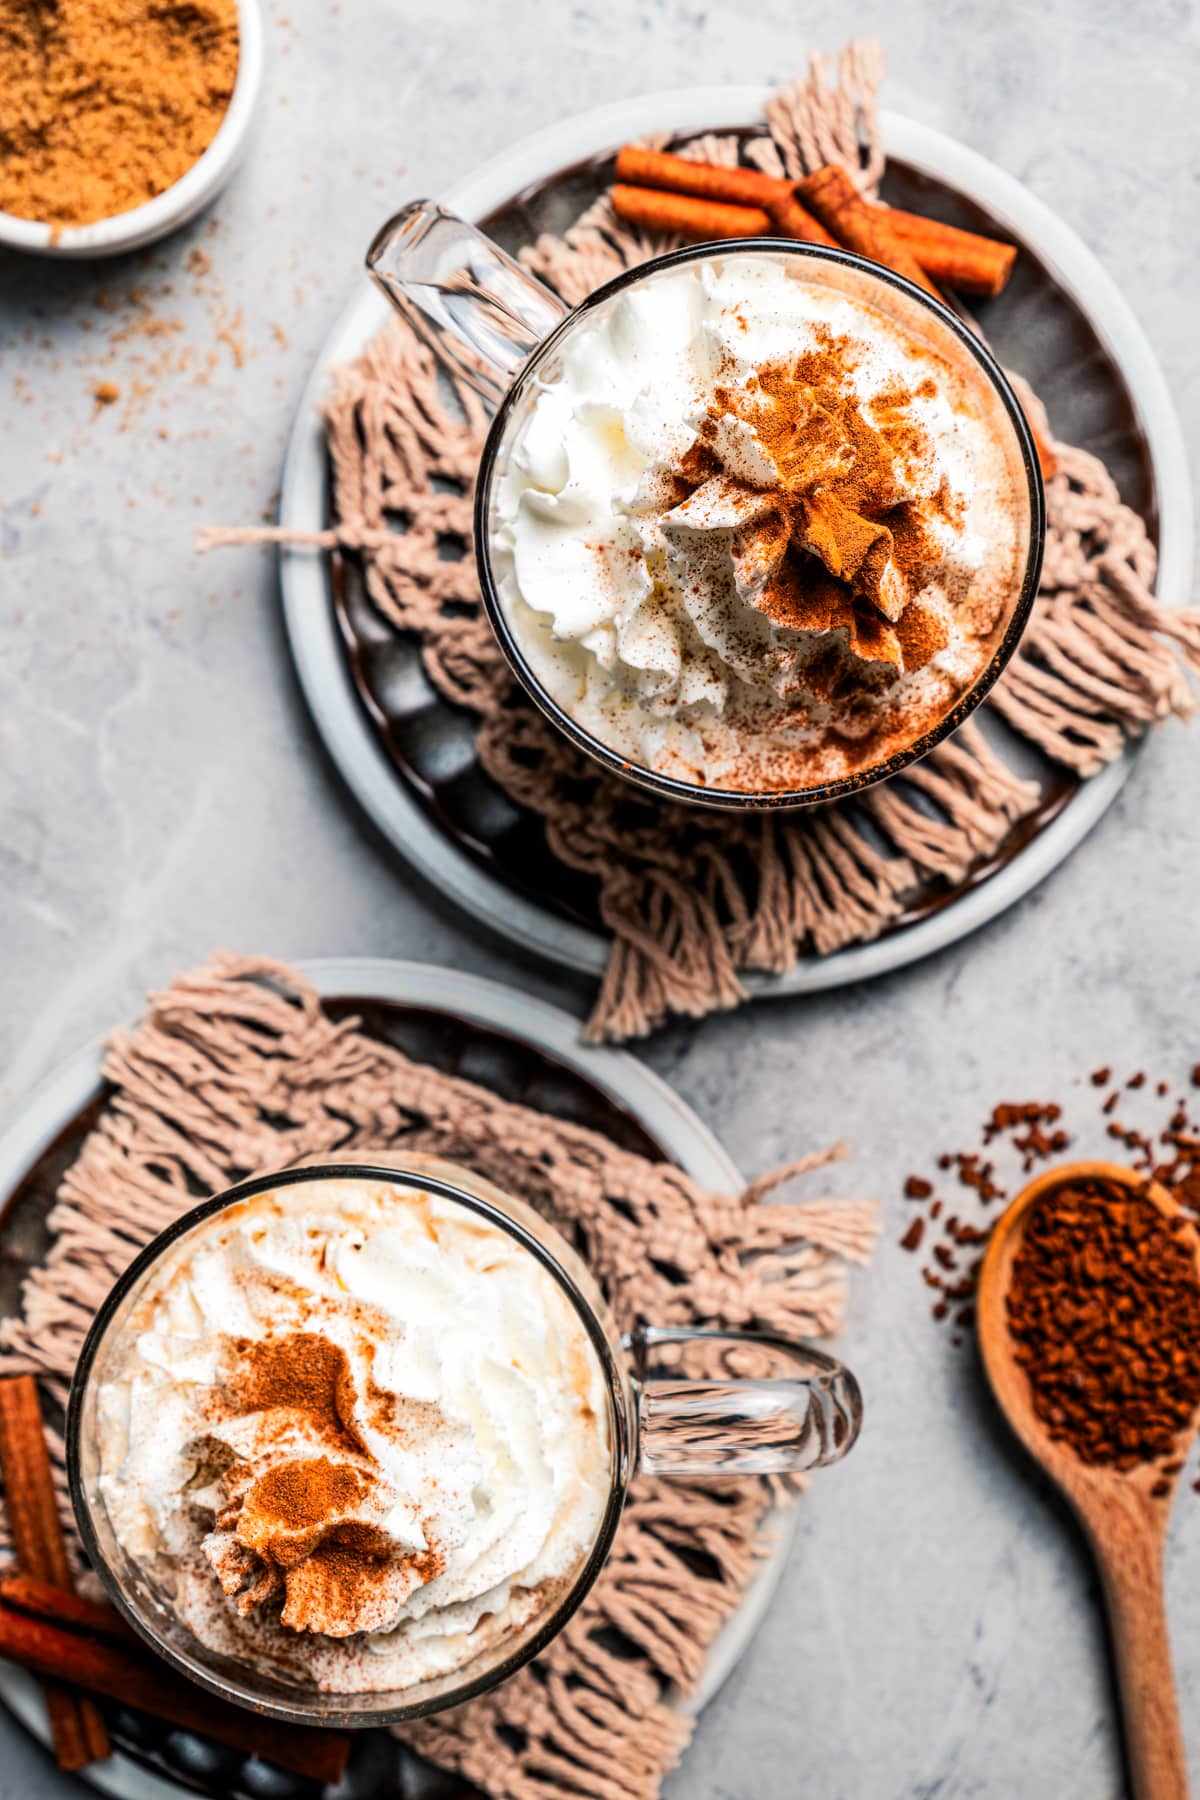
1,0,1198,1794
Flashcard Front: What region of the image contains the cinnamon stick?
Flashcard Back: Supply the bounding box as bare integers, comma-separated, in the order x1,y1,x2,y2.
612,147,1019,296
0,1376,109,1771
0,1572,131,1641
0,1575,351,1785
611,184,770,241
883,208,1017,298
615,145,784,210
797,164,944,301
615,147,838,248
764,191,839,248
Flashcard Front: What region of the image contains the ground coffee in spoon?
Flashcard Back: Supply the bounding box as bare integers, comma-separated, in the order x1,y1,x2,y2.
1006,1176,1200,1483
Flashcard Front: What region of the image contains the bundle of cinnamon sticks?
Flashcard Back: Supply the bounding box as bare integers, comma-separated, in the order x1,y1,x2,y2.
611,146,1018,300
0,1374,351,1782
611,147,1055,479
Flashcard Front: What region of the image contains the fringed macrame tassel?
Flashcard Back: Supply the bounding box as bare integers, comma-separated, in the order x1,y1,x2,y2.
409,1680,691,1800
782,810,913,953
991,550,1200,776
928,720,1041,818
864,782,982,883
764,37,886,192
858,717,1043,884
988,655,1129,774
721,818,796,973
903,753,1036,857
587,869,747,1042
519,192,674,307
1098,554,1200,663
588,934,672,1046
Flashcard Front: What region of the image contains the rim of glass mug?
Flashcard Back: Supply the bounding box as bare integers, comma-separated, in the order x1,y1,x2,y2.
466,235,1046,812
67,1158,862,1728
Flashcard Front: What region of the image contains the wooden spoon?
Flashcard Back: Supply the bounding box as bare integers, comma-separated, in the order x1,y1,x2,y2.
977,1159,1195,1800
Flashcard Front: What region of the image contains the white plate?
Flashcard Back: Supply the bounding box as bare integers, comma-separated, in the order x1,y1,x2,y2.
0,957,786,1794
278,88,1193,993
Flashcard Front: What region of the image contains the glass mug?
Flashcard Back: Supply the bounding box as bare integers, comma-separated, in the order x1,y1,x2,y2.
68,1155,863,1728
365,202,1045,812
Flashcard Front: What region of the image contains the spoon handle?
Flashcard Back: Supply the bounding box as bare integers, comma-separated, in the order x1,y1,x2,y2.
1093,1518,1190,1800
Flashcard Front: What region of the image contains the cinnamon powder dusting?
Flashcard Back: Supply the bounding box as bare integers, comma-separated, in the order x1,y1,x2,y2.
222,1332,360,1449
280,1538,446,1637
675,326,960,689
198,1331,447,1638
238,1459,375,1559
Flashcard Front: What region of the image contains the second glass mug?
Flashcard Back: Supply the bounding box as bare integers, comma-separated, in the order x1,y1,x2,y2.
365,201,1045,812
68,1154,863,1727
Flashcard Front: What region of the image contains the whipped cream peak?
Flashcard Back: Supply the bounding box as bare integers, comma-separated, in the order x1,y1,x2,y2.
491,250,1027,792
96,1177,613,1690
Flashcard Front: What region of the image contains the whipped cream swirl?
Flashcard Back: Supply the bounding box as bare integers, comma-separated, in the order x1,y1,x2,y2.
96,1176,611,1692
491,251,1025,791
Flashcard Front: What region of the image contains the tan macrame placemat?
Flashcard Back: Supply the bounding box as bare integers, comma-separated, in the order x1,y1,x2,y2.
203,41,1200,1044
0,953,876,1800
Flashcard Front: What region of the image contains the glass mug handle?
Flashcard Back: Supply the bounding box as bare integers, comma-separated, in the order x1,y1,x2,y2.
366,200,569,405
628,1325,863,1476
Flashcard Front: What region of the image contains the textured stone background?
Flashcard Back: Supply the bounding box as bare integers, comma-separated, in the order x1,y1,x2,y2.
1,0,1197,1794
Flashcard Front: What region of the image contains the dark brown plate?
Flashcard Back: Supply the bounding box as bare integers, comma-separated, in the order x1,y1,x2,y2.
0,993,670,1800
329,132,1157,943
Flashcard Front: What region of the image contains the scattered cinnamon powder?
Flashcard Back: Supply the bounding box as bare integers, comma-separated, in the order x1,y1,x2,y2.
0,0,240,228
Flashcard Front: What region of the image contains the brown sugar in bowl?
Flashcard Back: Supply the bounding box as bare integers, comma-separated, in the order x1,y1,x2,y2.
0,0,264,259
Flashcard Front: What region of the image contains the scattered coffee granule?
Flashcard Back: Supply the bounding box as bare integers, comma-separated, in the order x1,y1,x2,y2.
1006,1176,1200,1476
984,1101,1061,1142
943,1151,1004,1202
900,1217,925,1253
983,1102,1067,1171
904,1175,932,1200
901,1069,1200,1381
1106,1119,1155,1168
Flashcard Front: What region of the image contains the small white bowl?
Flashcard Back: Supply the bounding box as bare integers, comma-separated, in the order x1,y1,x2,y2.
0,0,264,259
